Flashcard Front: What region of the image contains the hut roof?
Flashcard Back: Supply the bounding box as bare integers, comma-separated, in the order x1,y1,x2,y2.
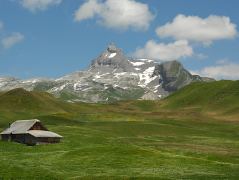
28,130,62,138
1,119,62,138
1,119,40,135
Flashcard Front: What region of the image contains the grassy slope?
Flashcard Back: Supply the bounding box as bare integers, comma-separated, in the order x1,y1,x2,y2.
0,88,68,112
0,84,239,179
162,80,239,116
0,88,71,126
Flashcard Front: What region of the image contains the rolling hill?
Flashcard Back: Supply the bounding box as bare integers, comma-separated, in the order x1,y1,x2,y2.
1,80,239,121
0,82,239,178
162,80,239,116
0,88,69,123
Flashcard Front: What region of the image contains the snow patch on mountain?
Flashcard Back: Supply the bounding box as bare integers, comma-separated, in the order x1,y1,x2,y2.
0,44,214,103
50,83,68,92
114,72,127,78
109,53,117,58
138,67,158,87
137,59,155,63
130,61,145,66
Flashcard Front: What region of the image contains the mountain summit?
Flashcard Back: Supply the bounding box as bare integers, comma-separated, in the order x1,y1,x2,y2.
0,44,213,103
90,43,134,72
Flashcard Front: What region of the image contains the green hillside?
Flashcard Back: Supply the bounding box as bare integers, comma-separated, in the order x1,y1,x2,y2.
162,80,239,115
0,88,69,124
0,88,69,112
0,84,239,179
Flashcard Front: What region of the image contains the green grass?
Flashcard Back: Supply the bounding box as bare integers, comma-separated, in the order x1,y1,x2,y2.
1,115,239,179
162,80,239,115
0,83,239,179
0,88,68,114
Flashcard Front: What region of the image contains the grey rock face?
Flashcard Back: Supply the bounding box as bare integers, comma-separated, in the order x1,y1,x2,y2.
90,43,134,72
0,44,214,103
155,61,194,92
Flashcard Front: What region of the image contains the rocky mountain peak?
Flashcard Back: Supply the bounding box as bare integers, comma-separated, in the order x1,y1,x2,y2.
156,61,197,92
107,43,120,53
90,43,134,72
0,45,214,103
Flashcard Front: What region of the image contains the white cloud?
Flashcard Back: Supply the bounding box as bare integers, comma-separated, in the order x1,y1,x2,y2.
74,0,101,22
74,0,154,31
194,62,239,80
21,0,62,12
2,33,25,49
133,40,193,61
156,14,238,44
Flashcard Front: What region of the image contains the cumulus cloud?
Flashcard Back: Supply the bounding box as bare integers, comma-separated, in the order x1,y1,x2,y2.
133,40,193,61
193,61,239,80
21,0,62,12
156,14,238,44
1,33,25,49
74,0,101,22
74,0,154,31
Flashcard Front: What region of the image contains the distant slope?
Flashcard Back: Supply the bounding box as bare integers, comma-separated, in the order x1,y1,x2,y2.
0,88,68,121
162,80,239,115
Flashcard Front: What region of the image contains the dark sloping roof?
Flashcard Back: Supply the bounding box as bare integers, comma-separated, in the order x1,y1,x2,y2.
28,130,62,138
1,119,40,135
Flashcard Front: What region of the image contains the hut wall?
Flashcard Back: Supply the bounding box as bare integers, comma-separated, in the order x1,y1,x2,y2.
24,134,37,145
11,134,26,144
1,134,10,141
36,137,61,144
9,134,36,145
25,135,61,145
2,134,61,145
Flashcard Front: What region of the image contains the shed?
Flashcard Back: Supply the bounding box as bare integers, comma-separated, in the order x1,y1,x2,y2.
1,119,62,145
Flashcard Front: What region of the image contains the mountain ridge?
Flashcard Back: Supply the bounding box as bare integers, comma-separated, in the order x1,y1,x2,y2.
0,44,214,103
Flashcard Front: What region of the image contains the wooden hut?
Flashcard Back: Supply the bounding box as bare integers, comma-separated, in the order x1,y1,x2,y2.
0,119,62,145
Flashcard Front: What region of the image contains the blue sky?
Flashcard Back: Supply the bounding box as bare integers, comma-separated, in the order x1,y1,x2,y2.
0,0,238,79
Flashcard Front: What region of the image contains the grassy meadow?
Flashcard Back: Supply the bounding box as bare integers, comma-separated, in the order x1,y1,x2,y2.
0,81,239,179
